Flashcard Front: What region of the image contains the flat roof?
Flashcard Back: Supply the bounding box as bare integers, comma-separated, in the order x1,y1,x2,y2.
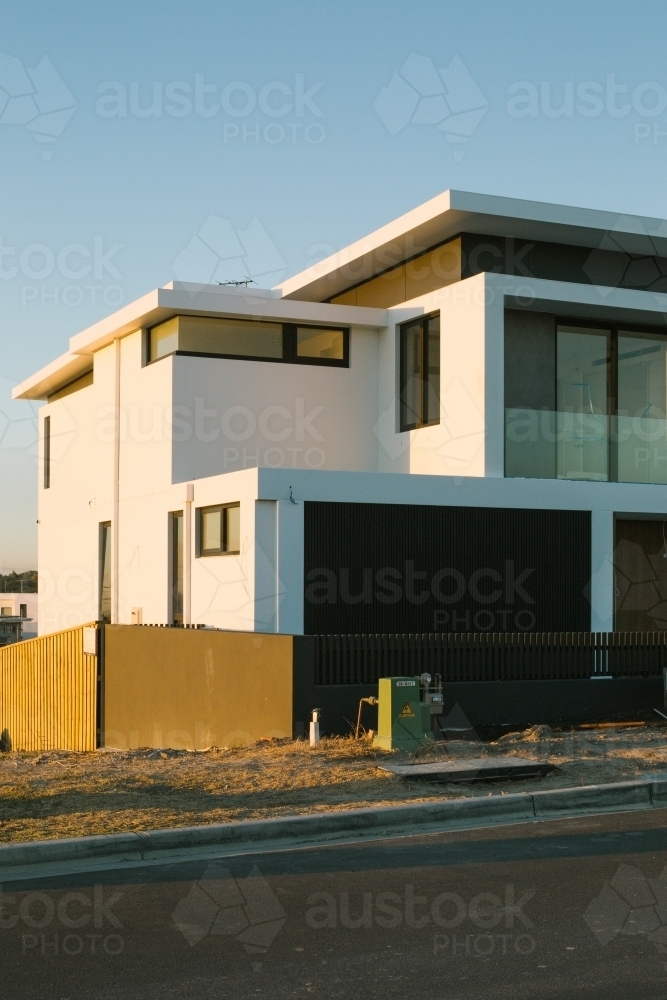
13,283,387,400
275,189,667,302
15,189,667,399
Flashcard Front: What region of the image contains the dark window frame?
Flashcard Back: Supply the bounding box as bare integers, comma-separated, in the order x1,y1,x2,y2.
145,317,349,368
99,521,111,624
197,502,241,557
504,312,667,480
43,415,51,489
399,312,441,432
555,318,667,483
170,510,184,625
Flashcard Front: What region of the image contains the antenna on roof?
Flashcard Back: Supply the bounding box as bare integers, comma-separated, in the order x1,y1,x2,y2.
217,277,256,287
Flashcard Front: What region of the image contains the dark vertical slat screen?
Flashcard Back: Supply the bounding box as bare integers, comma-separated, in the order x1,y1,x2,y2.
311,632,667,685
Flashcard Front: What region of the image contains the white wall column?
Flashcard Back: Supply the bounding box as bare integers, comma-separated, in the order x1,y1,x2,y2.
254,500,279,632
183,482,194,625
590,509,614,632
276,494,304,634
111,337,121,624
484,274,506,477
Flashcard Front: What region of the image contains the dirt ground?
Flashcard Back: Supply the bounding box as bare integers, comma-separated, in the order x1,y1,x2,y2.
0,722,666,844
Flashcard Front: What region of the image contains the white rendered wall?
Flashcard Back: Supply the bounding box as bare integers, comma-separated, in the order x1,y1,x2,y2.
170,324,380,483
377,273,491,477
114,330,175,625
38,343,115,634
38,330,175,633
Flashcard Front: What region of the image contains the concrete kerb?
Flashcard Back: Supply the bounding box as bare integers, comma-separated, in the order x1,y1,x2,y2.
1,776,666,880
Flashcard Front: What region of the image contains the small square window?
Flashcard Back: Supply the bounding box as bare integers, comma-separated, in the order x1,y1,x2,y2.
296,326,345,360
199,503,241,555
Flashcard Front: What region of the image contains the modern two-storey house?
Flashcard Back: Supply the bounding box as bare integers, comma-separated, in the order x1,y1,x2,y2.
14,191,667,640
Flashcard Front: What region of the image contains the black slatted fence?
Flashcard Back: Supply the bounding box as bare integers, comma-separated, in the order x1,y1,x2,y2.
312,633,667,685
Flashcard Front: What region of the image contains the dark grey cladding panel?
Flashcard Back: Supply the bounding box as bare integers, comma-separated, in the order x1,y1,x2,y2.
504,310,556,411
461,233,667,293
303,502,591,635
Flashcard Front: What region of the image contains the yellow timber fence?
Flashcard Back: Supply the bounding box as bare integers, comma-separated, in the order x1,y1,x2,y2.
0,623,98,752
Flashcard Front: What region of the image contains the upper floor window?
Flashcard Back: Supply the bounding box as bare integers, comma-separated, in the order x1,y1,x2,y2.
505,313,667,484
399,314,440,431
148,315,348,367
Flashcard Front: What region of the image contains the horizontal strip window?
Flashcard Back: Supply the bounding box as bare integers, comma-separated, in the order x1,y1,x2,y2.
197,503,240,556
148,315,348,367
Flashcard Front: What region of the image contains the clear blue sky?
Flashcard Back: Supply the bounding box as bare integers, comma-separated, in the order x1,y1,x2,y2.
3,0,667,569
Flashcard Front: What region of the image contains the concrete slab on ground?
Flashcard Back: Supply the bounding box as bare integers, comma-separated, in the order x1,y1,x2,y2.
378,756,556,781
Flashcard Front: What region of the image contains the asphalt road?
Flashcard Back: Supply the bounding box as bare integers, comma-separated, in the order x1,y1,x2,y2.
2,809,667,1000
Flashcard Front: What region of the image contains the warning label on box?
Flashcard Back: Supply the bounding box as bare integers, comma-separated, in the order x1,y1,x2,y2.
398,702,415,718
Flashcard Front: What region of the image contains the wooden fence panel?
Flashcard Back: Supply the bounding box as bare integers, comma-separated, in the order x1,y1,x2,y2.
0,623,98,751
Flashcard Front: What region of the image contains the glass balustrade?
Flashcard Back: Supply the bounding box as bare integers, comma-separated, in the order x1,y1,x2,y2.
505,408,667,484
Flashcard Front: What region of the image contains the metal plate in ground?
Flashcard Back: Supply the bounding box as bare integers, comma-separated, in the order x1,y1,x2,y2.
378,756,556,782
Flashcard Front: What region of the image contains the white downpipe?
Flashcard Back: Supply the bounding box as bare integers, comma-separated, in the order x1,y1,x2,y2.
112,337,121,624
184,482,194,625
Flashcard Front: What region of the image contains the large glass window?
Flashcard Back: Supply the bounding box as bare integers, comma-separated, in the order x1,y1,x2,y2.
617,332,667,484
171,511,183,625
505,316,667,484
198,503,240,556
556,326,610,481
399,314,440,431
149,316,348,367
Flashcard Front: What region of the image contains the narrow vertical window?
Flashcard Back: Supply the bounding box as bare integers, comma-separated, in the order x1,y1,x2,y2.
99,522,111,624
171,511,184,625
399,314,440,431
43,415,51,488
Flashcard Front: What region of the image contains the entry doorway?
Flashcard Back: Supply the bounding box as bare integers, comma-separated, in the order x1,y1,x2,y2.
614,518,667,630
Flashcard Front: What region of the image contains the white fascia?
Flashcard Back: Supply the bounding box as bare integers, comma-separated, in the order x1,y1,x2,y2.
253,466,667,515
13,283,387,401
276,188,667,303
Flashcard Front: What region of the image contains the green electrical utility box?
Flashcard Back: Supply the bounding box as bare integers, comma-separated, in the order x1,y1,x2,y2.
372,676,432,750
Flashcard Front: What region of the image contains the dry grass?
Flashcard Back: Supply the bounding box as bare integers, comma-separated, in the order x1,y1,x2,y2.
0,724,666,844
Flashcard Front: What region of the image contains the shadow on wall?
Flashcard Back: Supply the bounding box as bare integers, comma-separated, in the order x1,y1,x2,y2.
0,728,12,751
